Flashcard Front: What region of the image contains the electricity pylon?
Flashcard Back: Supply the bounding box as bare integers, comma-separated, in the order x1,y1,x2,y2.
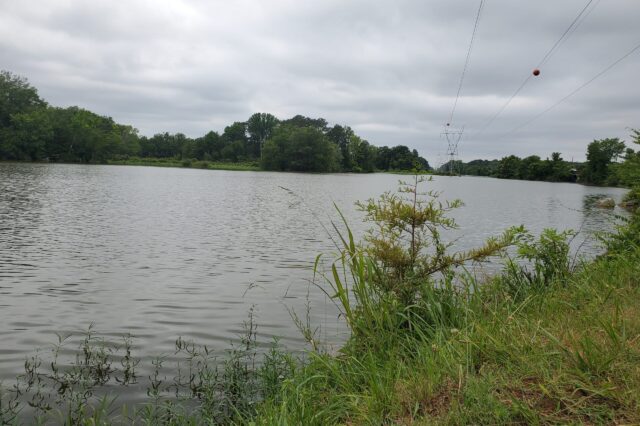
441,124,464,176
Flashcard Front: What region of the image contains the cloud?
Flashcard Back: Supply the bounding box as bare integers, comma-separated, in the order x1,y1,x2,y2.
1,0,638,162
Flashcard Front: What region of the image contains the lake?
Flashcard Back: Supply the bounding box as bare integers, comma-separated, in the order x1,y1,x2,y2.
0,163,629,387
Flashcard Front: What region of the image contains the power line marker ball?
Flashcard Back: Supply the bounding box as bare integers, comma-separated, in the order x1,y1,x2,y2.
532,68,541,76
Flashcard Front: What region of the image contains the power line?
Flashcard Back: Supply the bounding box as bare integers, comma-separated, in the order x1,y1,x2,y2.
474,74,532,135
500,40,640,138
559,0,602,50
448,0,484,126
472,0,598,136
538,0,601,68
537,0,595,67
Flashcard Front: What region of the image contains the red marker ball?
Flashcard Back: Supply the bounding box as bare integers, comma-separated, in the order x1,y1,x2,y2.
533,69,540,76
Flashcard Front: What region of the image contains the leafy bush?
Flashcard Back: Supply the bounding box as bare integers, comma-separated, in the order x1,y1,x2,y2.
499,228,575,298
356,175,520,304
317,175,521,343
602,211,640,255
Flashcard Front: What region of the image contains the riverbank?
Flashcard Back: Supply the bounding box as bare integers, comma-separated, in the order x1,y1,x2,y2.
1,159,427,175
107,158,433,175
107,157,262,172
252,220,640,424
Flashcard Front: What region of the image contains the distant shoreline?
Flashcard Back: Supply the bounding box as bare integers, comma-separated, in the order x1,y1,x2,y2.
0,159,431,175
0,160,629,188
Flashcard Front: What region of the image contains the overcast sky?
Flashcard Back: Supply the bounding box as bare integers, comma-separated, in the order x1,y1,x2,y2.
1,0,638,162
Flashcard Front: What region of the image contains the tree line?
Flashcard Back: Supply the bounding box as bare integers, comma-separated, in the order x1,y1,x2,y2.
0,71,429,173
438,135,638,187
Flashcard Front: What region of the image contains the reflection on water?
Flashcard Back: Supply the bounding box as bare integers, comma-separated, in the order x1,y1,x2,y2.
0,163,628,384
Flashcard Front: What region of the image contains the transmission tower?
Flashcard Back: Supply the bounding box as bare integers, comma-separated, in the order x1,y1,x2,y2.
441,124,464,175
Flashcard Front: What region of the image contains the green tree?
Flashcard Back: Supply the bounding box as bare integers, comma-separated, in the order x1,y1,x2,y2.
547,152,571,182
387,146,425,170
247,113,279,159
518,155,542,180
616,129,640,202
63,108,105,162
497,155,522,179
0,71,49,160
439,160,464,175
374,146,391,170
221,140,246,162
3,108,53,160
462,159,499,176
326,125,355,171
281,115,328,132
583,138,626,185
374,145,429,172
261,126,339,172
140,132,191,159
0,70,46,128
220,122,248,161
348,134,377,173
355,175,520,305
191,131,221,160
115,124,140,158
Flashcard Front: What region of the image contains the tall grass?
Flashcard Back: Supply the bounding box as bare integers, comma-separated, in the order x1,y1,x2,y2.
254,246,639,424
252,179,640,424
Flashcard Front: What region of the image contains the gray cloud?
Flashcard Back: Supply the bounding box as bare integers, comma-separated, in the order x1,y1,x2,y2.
1,0,638,163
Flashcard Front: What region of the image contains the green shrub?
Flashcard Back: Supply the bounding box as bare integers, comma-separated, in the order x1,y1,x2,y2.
499,228,575,299
318,175,521,344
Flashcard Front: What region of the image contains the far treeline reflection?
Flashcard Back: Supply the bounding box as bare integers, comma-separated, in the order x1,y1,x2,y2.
1,70,639,184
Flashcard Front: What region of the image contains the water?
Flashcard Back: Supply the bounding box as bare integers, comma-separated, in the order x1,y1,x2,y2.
0,163,628,386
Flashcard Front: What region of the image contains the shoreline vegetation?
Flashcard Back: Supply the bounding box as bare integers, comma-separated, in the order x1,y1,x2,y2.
107,158,262,172
105,158,441,175
0,70,429,174
435,133,640,189
2,176,639,425
0,158,436,176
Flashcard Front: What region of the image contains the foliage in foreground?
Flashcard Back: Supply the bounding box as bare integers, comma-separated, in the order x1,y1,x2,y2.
254,193,640,424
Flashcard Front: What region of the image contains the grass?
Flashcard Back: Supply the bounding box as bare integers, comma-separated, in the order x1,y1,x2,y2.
252,217,640,424
2,180,639,424
107,157,261,172
383,169,433,175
